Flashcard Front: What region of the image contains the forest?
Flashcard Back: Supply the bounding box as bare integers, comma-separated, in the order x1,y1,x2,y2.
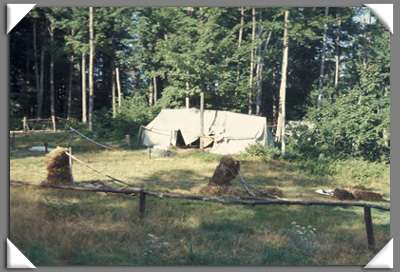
10,6,390,162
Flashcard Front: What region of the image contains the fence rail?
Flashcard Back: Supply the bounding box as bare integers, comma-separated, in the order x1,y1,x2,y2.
10,179,390,252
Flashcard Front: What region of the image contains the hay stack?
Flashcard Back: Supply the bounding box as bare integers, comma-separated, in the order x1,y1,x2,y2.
43,147,72,185
333,188,354,200
351,189,382,201
208,155,240,186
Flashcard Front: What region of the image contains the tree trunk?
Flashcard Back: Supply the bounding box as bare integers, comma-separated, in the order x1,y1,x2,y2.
185,72,190,109
256,15,274,116
234,7,244,102
38,41,45,119
153,76,157,104
318,7,329,109
81,52,87,123
33,20,40,118
67,30,75,121
49,20,56,131
88,7,94,131
67,53,74,120
148,78,153,106
276,11,290,150
199,84,205,153
335,10,341,87
111,60,116,118
255,11,263,116
116,67,122,110
248,8,256,115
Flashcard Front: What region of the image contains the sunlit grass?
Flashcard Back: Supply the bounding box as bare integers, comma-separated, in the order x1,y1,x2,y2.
9,135,390,265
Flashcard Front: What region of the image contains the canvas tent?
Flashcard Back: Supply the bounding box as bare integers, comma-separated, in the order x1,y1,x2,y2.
138,109,274,155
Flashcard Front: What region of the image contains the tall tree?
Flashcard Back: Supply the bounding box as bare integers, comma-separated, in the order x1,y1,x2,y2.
334,9,341,87
275,10,290,151
48,14,56,130
67,29,75,120
317,7,329,109
88,7,94,131
248,8,256,114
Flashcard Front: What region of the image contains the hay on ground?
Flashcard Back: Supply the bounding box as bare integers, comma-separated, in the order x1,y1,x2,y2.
43,147,72,185
259,187,283,198
194,185,240,196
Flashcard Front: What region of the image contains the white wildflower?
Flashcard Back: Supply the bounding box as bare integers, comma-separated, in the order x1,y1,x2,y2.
308,225,312,228
313,228,316,231
302,227,305,230
148,234,154,238
291,221,297,225
296,225,300,228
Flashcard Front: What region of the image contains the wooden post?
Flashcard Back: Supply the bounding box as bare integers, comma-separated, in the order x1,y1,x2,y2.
23,117,27,131
364,207,376,252
139,190,146,219
125,135,131,148
148,147,151,159
67,132,74,147
69,147,75,186
11,133,15,150
51,115,56,131
44,142,48,153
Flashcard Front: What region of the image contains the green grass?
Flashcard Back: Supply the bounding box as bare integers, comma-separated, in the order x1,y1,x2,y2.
9,134,390,265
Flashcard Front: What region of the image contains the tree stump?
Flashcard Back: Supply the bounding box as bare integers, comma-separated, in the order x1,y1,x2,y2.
208,155,240,187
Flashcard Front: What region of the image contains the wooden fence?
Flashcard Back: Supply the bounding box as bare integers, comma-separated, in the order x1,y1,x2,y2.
10,180,389,252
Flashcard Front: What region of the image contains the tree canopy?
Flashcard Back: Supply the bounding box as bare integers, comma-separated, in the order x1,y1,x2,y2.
10,7,390,162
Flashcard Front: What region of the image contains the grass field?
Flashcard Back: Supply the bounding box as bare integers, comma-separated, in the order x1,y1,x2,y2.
9,133,390,265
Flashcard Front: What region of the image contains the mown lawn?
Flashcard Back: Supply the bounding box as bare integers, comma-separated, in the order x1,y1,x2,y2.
9,133,390,265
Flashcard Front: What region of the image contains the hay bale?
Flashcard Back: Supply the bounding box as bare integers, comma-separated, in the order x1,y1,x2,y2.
352,189,382,201
43,147,72,185
208,155,240,187
333,188,354,200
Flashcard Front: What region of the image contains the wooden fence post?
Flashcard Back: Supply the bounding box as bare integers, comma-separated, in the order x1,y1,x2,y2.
364,207,376,252
125,135,131,148
67,132,74,147
148,148,151,159
139,190,146,219
44,142,48,153
69,147,75,186
23,117,27,131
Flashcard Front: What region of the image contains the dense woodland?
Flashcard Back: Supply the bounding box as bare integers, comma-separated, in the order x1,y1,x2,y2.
10,7,390,162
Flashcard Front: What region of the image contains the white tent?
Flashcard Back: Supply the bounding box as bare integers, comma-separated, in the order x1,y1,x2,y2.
138,109,274,155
